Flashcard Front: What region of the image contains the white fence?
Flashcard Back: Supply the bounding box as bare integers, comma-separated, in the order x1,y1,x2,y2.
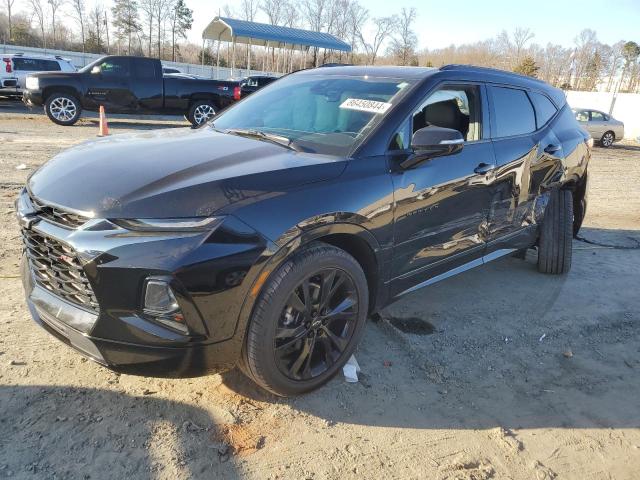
0,44,277,80
565,91,640,140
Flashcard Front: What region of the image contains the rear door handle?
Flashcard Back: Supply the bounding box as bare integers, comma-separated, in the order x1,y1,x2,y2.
474,163,496,175
544,144,561,154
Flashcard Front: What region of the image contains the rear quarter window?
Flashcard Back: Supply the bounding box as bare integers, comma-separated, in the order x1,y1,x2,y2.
490,86,536,138
528,92,557,128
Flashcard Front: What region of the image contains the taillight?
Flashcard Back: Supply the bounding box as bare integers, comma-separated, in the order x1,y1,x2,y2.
233,86,241,101
2,58,11,73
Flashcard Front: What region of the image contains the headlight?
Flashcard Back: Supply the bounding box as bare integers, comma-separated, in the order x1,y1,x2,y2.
25,76,39,90
112,216,224,232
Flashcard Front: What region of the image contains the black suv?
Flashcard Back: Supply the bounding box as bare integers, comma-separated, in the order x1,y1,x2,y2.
17,65,589,396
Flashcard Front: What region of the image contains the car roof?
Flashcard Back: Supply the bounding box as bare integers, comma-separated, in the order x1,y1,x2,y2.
296,64,565,106
6,53,70,62
297,65,438,79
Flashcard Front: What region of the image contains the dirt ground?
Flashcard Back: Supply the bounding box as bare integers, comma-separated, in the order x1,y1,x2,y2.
1,102,639,480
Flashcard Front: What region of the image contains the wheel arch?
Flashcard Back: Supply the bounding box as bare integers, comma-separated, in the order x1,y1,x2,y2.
231,222,384,351
42,86,81,104
188,94,222,110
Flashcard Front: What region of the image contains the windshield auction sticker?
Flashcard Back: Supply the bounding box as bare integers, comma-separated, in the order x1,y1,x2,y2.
339,98,392,114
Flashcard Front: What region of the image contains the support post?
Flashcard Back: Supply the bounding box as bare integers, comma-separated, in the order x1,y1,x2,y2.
247,38,252,76
231,37,236,78
262,42,267,72
216,37,221,80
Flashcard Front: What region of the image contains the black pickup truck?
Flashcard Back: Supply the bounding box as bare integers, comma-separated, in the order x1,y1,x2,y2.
23,55,240,126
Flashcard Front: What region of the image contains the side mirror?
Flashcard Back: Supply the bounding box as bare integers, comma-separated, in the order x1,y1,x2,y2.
90,65,101,74
400,126,464,169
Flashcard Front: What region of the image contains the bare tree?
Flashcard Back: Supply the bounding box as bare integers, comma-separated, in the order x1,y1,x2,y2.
358,15,397,64
260,0,285,25
71,0,86,52
512,27,534,64
5,0,17,42
606,40,625,91
389,7,417,65
30,0,47,47
572,29,598,89
240,0,259,21
138,0,155,56
87,3,105,52
346,0,367,62
303,0,328,65
48,0,65,47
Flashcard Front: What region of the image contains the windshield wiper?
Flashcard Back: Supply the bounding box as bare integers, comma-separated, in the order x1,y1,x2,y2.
224,128,301,152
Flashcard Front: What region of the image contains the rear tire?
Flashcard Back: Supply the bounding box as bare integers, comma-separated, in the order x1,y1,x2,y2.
187,100,216,126
45,92,81,126
537,189,573,274
600,131,614,148
242,243,369,396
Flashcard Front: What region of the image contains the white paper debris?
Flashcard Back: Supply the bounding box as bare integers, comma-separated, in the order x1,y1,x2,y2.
343,354,361,383
339,98,392,114
15,163,28,170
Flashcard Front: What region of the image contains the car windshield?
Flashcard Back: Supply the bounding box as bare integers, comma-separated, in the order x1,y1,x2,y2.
211,73,416,156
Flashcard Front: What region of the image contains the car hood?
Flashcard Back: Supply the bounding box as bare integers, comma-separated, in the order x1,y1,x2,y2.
28,127,346,219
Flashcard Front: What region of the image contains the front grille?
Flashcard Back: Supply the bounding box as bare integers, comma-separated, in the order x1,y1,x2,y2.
30,196,89,229
22,229,99,313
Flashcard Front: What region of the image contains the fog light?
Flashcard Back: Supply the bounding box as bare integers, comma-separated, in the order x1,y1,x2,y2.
143,279,188,334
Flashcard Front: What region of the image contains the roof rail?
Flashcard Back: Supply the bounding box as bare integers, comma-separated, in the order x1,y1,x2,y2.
440,64,547,84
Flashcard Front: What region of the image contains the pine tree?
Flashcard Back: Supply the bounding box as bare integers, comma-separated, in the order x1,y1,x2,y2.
513,55,539,77
112,0,141,55
169,0,193,62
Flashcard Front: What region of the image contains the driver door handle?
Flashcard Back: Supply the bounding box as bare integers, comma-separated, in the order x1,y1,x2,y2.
474,163,496,175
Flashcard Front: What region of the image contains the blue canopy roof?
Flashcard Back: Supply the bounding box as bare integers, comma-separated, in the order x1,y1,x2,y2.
202,17,352,52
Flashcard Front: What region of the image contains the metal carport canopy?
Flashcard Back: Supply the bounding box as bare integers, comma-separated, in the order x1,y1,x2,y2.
202,16,352,52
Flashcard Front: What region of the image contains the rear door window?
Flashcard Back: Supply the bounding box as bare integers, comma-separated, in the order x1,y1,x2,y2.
590,111,606,121
528,91,557,128
490,86,536,137
13,58,61,71
134,58,158,79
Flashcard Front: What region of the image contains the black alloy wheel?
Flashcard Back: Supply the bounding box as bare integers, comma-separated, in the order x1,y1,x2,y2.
274,268,358,380
241,243,369,396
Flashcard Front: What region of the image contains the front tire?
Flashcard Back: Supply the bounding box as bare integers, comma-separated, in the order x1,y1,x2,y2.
537,189,573,274
600,131,615,147
45,92,81,126
187,100,216,126
242,243,369,396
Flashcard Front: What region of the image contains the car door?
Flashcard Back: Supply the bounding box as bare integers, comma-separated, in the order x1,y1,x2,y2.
388,83,495,297
84,57,135,112
588,110,608,138
129,58,164,111
483,85,556,248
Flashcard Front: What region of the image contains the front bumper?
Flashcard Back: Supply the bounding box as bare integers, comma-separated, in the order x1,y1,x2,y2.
24,274,239,376
22,89,44,107
17,190,270,376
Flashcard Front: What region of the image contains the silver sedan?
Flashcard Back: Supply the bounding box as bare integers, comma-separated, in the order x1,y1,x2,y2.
573,108,625,147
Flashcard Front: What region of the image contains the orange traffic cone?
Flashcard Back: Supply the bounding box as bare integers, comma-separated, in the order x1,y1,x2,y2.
98,105,109,137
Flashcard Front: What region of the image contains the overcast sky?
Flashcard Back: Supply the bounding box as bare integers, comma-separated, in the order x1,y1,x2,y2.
180,0,639,49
